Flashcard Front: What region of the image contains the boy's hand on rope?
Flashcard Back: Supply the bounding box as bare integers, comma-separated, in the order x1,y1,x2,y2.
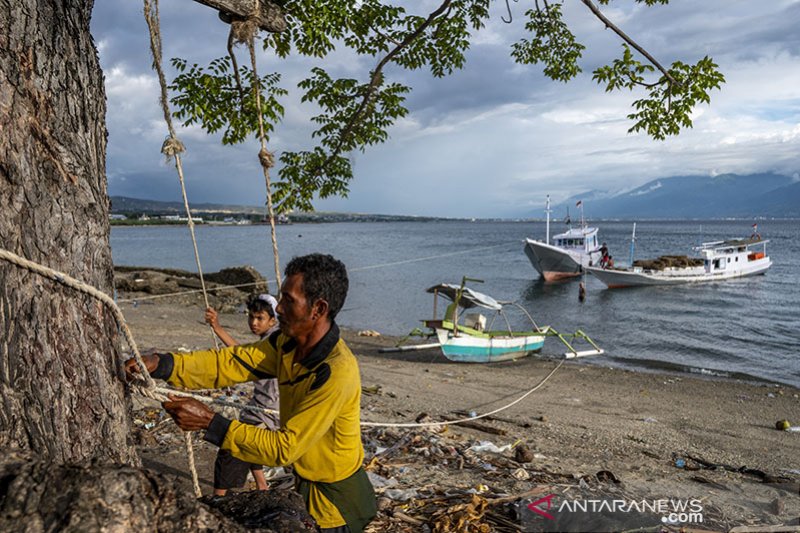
124,353,160,381
204,307,220,329
163,395,215,431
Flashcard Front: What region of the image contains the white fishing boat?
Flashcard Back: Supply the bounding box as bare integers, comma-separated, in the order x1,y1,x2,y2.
586,237,771,288
524,197,603,281
422,277,603,362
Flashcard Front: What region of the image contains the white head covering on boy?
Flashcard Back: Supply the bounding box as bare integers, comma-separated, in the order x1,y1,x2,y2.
257,293,278,317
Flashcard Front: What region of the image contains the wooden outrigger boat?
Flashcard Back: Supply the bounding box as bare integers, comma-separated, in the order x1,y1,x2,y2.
422,277,603,363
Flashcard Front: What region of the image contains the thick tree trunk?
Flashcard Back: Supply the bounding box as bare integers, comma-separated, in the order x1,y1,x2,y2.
0,0,137,463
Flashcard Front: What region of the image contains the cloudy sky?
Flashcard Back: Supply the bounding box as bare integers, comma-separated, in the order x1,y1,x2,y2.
91,0,800,218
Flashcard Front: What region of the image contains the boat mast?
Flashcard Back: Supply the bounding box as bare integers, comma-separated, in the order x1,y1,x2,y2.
545,195,551,244
629,222,636,267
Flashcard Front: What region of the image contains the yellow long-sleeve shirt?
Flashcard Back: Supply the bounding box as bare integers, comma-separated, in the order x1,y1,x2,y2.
154,324,371,529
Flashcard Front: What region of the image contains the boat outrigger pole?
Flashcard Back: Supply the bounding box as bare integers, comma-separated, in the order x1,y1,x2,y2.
629,222,637,267
546,327,605,358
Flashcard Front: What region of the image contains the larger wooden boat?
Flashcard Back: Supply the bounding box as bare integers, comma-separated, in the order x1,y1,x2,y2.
586,237,771,288
524,197,603,281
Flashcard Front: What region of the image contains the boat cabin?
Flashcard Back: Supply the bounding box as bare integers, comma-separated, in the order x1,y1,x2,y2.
698,238,769,274
551,227,599,252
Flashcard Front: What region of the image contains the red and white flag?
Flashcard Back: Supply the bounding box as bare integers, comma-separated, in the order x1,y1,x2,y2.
752,223,758,230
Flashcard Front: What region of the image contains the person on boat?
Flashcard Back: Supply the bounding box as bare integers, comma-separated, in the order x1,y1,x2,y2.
204,293,280,497
125,254,377,532
605,255,614,269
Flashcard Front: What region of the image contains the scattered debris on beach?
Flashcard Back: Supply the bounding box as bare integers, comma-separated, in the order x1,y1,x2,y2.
130,397,800,533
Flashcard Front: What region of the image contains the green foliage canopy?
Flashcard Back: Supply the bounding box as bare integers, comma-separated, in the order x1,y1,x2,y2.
168,0,724,212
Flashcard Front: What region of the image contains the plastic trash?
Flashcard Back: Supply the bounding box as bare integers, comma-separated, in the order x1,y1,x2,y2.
367,471,398,489
675,458,686,468
384,488,418,501
512,468,530,480
468,440,512,454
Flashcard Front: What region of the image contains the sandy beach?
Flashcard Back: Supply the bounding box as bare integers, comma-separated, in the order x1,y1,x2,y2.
120,284,800,531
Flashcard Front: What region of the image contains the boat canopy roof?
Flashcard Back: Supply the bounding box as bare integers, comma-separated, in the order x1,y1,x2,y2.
552,227,598,239
425,283,502,310
695,237,769,251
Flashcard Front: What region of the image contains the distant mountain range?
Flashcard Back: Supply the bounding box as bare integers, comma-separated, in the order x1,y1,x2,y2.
110,196,266,216
554,173,800,219
112,172,800,221
108,196,449,223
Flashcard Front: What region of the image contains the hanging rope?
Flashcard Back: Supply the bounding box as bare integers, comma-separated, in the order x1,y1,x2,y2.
225,0,283,289
142,0,222,497
142,0,218,351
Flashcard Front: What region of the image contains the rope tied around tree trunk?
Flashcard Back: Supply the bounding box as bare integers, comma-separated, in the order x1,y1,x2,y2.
0,247,280,499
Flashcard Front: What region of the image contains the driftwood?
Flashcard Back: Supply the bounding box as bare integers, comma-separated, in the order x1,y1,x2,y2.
442,415,507,436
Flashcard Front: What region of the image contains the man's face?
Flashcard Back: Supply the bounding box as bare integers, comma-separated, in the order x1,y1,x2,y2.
276,273,316,339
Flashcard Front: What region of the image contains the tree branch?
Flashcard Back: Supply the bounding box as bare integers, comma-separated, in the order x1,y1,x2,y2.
580,0,677,86
190,0,287,33
310,0,454,178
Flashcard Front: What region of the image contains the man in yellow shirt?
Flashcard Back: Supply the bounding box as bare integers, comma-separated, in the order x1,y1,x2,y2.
126,254,376,532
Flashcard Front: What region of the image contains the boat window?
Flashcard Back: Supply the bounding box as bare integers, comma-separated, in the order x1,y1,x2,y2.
577,239,584,246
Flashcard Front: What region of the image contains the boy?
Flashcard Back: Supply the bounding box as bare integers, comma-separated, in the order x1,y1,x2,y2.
205,293,280,496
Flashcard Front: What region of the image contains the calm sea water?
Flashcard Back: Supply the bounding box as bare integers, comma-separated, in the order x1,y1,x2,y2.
111,219,800,387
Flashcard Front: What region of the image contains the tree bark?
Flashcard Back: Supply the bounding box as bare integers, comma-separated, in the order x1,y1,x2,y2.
0,0,137,464
0,451,317,532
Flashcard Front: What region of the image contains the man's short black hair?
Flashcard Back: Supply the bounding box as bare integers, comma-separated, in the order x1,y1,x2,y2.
285,254,349,321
